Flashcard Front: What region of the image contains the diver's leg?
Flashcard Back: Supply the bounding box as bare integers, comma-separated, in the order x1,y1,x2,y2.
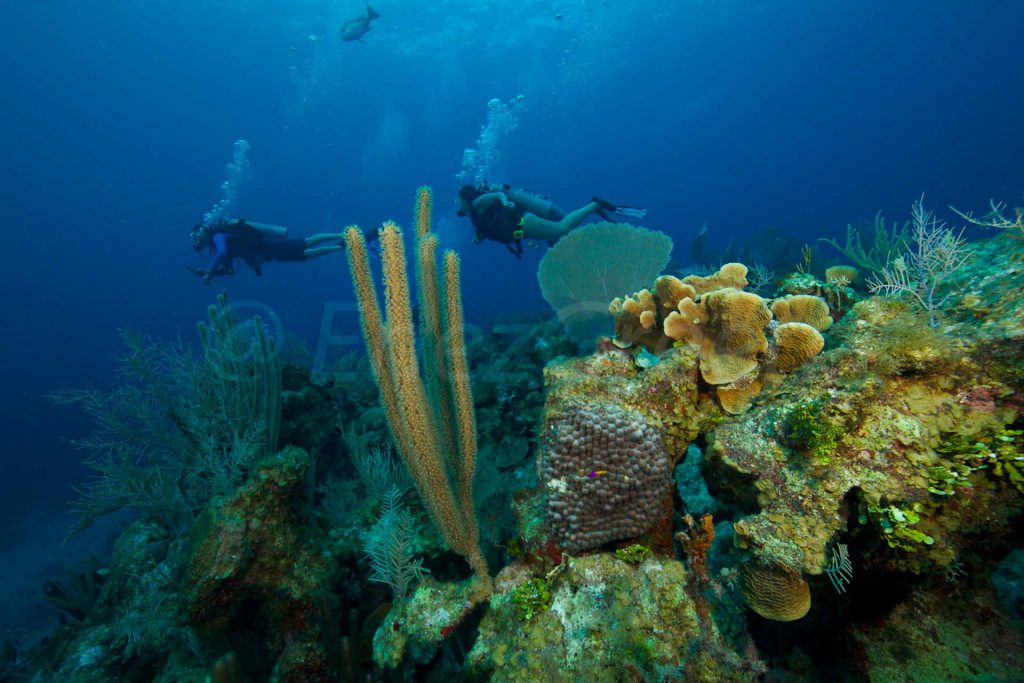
304,245,346,259
506,190,567,221
508,190,553,217
559,202,601,231
304,233,346,247
519,214,566,241
521,202,601,240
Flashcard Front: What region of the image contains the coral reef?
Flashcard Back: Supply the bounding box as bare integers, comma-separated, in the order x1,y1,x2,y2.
467,554,762,681
371,575,489,668
704,234,1023,588
740,563,811,622
31,200,1024,682
184,447,338,681
610,263,829,414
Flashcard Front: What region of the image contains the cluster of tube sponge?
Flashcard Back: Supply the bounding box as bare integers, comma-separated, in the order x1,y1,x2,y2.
542,402,670,552
609,263,831,414
343,187,489,585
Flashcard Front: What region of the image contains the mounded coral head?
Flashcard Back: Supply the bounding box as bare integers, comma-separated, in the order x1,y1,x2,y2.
541,401,670,552
825,265,859,284
771,322,825,374
772,295,833,331
741,563,811,622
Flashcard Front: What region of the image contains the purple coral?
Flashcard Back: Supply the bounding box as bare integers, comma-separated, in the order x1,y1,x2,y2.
541,402,669,552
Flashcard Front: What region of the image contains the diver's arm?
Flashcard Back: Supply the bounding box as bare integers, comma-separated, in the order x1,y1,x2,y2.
472,192,514,213
208,233,234,275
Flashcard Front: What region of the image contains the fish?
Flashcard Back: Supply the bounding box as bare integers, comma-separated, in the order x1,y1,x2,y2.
340,5,381,42
689,223,713,264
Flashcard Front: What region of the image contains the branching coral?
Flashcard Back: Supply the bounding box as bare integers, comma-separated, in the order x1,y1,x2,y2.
950,198,1024,240
819,210,911,274
867,197,972,328
665,288,771,385
344,187,489,583
608,263,829,414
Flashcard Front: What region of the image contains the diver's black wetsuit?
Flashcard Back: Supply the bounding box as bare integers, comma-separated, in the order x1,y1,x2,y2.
205,220,309,277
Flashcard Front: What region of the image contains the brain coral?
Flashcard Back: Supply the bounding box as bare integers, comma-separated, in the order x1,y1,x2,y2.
541,402,670,552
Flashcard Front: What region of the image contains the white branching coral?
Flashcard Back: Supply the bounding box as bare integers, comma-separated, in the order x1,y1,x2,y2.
867,196,972,328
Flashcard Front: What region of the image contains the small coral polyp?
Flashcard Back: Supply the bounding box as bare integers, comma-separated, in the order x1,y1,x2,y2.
541,401,670,552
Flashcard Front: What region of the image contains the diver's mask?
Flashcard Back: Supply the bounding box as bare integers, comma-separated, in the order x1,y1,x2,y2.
191,222,210,251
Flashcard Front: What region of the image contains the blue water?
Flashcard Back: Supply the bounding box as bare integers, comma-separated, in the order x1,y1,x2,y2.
1,0,1023,638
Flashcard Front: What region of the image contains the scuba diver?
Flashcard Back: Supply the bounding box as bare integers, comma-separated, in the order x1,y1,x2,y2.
188,218,375,284
456,183,647,258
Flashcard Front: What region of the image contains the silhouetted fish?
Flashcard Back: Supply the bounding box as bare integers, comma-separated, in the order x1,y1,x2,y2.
341,5,381,42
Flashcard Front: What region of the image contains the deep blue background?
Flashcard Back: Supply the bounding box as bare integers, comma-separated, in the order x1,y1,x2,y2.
1,0,1023,553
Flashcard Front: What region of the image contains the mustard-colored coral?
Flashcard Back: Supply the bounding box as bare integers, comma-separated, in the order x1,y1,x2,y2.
825,265,859,284
664,288,770,385
717,372,764,415
654,275,697,317
771,322,825,373
682,262,749,294
610,289,660,347
741,563,811,622
772,295,833,331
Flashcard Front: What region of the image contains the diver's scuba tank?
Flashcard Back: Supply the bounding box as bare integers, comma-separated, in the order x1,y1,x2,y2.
238,220,289,238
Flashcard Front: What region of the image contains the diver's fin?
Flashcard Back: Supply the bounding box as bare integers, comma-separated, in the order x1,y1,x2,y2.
367,5,381,20
615,206,648,219
592,196,648,221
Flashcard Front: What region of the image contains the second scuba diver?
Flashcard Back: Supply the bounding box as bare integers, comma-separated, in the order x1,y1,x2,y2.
456,183,647,258
188,218,376,284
